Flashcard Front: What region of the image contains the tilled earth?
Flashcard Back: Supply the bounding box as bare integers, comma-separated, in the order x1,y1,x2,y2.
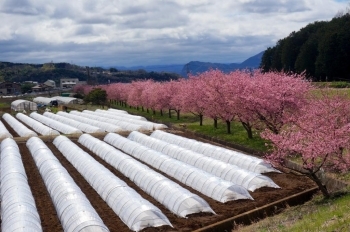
1,118,316,232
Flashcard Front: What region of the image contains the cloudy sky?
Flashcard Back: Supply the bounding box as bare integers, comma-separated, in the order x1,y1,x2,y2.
0,0,348,67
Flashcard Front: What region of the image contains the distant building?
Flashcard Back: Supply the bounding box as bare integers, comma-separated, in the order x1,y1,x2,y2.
24,81,39,85
0,81,21,95
60,78,79,88
23,81,39,85
32,83,54,92
44,80,56,88
60,78,87,89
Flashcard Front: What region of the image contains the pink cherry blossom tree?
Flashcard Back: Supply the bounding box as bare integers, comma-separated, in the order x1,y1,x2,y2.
166,80,183,120
150,81,173,116
247,71,312,134
262,90,350,198
140,80,157,114
224,70,260,138
202,69,236,133
127,81,147,110
176,76,209,125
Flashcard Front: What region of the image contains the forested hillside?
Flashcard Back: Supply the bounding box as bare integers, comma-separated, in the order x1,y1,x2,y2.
260,13,350,81
0,62,180,84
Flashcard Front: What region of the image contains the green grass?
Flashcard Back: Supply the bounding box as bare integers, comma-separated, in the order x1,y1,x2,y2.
108,103,268,152
0,102,9,108
236,191,350,232
310,87,350,98
312,82,350,88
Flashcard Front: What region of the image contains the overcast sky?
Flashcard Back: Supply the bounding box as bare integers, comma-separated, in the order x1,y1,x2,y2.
0,0,348,67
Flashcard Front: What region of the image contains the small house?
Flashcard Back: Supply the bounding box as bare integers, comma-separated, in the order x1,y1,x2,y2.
0,82,21,95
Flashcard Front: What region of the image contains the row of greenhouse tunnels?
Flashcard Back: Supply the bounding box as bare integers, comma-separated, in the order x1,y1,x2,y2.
0,107,317,231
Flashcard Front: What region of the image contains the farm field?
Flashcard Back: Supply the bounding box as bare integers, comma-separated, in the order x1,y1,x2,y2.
0,114,316,232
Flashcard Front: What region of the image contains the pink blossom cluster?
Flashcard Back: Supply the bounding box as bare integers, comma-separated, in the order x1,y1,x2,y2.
75,69,350,174
262,91,350,173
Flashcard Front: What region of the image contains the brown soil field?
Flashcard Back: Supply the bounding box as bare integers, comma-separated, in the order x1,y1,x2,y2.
0,118,316,232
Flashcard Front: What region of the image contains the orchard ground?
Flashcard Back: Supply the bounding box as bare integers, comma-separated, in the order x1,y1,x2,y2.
1,94,350,231
100,102,350,231
0,115,316,232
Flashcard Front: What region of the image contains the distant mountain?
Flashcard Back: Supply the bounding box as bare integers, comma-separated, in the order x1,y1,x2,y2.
111,51,264,77
0,62,180,85
181,51,264,77
112,64,184,75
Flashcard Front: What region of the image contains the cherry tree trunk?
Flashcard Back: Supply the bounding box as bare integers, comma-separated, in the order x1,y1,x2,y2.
226,120,231,134
309,172,330,198
168,109,172,118
176,110,180,120
160,109,163,116
241,122,253,139
213,118,218,129
199,114,203,126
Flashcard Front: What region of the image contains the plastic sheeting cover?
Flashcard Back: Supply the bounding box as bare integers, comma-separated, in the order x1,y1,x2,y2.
1,138,42,232
26,137,108,232
0,121,13,140
69,111,143,131
2,113,37,138
53,135,172,231
30,112,82,135
78,134,214,217
52,96,77,104
57,111,124,133
84,110,167,130
11,99,38,111
16,113,60,136
104,133,253,202
43,112,104,133
96,109,146,121
80,110,154,131
107,108,128,114
150,130,279,173
129,131,279,192
33,97,60,105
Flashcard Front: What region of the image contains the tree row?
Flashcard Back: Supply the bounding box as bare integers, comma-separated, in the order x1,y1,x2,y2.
260,13,350,82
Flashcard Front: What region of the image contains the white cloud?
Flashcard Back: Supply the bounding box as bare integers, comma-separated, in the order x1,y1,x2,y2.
0,0,348,66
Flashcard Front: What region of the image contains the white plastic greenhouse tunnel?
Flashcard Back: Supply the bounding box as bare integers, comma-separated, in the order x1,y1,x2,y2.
33,97,60,105
97,109,168,130
150,130,279,173
95,109,147,121
57,111,124,133
53,135,172,231
128,131,280,192
78,133,215,217
83,110,168,130
52,96,78,104
30,112,82,135
16,113,60,136
107,108,128,114
78,110,154,131
69,110,143,131
2,113,38,138
1,138,42,231
104,133,253,202
43,112,104,133
26,137,109,232
11,99,38,111
0,121,13,140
